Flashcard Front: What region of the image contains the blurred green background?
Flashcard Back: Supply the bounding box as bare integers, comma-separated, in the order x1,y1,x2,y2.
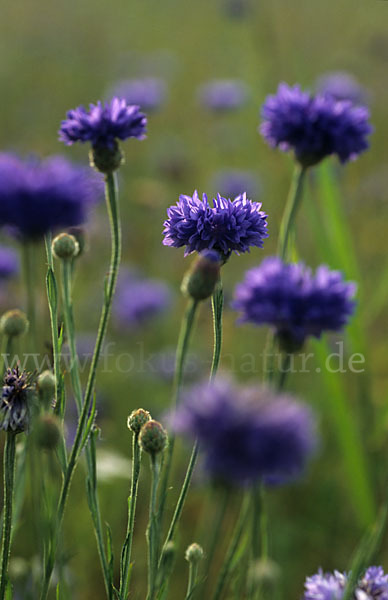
1,0,388,598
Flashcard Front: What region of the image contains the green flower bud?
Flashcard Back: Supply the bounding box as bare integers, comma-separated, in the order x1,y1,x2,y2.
127,408,152,435
89,141,124,174
139,420,168,456
247,559,281,589
52,233,79,260
181,250,221,301
67,227,88,257
34,414,62,450
185,543,204,564
37,370,56,396
0,309,29,338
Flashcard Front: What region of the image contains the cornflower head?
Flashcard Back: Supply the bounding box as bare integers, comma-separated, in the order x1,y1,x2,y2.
0,154,102,240
163,191,268,259
303,566,388,600
59,97,147,173
0,367,36,434
172,378,316,486
198,79,249,111
233,257,356,351
260,82,372,167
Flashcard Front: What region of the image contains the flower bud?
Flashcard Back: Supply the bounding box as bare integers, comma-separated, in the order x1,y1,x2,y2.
0,309,29,338
127,408,151,435
139,419,168,456
67,227,88,257
90,141,124,174
247,559,281,589
158,541,176,579
34,414,61,450
37,370,56,407
52,233,79,260
185,543,204,564
181,250,221,301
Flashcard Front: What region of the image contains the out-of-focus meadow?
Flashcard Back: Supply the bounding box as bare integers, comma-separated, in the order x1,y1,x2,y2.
1,0,388,598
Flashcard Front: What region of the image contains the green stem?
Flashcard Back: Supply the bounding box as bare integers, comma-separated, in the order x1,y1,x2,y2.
40,171,121,600
119,433,142,600
21,240,37,351
157,299,198,527
44,234,61,406
147,455,161,600
210,282,224,379
277,165,306,262
186,562,199,600
0,432,16,600
212,494,250,600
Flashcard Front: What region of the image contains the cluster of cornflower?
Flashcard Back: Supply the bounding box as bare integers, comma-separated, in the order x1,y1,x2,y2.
0,70,383,600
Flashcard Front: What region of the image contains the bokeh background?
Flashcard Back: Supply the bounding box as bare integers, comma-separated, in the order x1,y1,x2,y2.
1,0,388,598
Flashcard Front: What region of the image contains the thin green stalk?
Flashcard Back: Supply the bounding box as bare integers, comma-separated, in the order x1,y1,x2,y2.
212,494,250,600
203,488,230,577
21,240,37,350
40,171,121,600
147,455,161,600
185,562,199,600
277,165,306,262
0,432,16,599
210,282,224,379
44,234,61,405
157,299,198,526
119,433,142,600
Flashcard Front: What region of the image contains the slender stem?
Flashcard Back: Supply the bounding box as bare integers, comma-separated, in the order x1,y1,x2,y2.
277,165,306,262
119,434,142,600
210,282,224,379
0,432,16,599
157,299,198,527
21,240,37,350
212,494,250,600
40,171,121,600
186,563,199,600
203,488,230,576
147,455,161,600
44,233,61,407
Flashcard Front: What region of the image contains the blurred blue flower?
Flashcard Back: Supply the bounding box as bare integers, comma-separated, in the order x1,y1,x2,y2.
304,566,388,600
0,154,102,239
316,71,368,105
163,191,268,257
211,169,261,199
172,378,316,486
198,79,249,111
59,97,147,149
109,78,167,111
113,269,172,329
260,82,372,166
0,246,19,280
233,257,356,349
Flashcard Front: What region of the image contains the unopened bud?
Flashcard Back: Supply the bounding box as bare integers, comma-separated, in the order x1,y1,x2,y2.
181,250,221,301
185,543,204,564
139,420,168,456
0,309,29,338
37,371,56,398
67,227,88,257
127,408,151,435
247,559,281,589
52,233,79,260
35,414,61,450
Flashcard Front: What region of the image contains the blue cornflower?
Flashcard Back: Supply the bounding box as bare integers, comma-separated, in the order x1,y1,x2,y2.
260,82,372,166
304,567,388,600
163,191,268,257
198,79,249,111
0,247,19,280
109,78,167,111
0,367,35,433
172,378,316,486
113,269,172,329
211,169,261,200
233,257,356,349
0,154,102,239
316,71,368,105
59,97,147,149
